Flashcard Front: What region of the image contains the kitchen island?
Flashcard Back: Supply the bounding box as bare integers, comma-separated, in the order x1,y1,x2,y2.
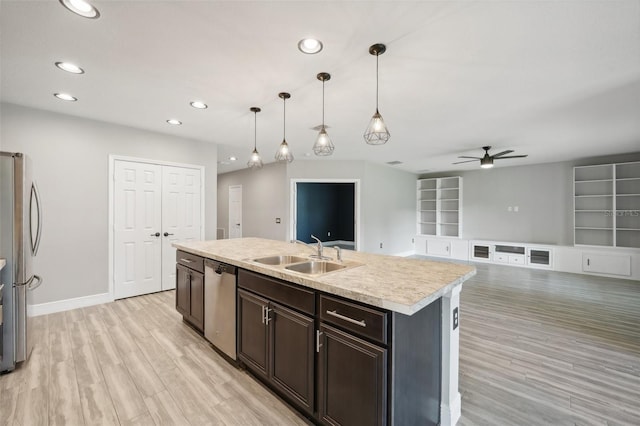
174,238,476,426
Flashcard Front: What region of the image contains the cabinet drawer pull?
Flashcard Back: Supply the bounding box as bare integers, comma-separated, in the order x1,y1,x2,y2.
180,258,193,264
326,310,366,327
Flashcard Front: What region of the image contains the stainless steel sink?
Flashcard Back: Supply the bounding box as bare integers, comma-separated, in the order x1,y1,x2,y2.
285,261,347,275
253,255,309,266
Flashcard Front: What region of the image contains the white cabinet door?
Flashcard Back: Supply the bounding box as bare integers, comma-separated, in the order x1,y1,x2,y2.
582,253,631,276
427,239,451,257
161,166,202,291
114,161,162,299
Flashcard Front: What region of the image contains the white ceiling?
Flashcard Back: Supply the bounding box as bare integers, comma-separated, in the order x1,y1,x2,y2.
2,0,639,174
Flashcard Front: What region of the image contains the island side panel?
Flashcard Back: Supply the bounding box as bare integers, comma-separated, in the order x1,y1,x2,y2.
440,283,462,426
391,298,442,426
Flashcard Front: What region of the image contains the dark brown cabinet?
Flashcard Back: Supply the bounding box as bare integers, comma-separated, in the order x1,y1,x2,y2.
238,270,315,415
318,324,387,426
175,251,204,332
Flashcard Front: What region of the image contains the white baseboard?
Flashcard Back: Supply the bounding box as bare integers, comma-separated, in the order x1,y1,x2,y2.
393,250,416,257
28,292,113,317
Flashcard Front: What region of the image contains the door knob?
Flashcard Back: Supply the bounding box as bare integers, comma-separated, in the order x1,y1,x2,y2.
164,232,174,237
150,232,160,237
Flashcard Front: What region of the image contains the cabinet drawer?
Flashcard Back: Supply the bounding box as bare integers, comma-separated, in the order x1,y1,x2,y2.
176,250,204,273
494,254,509,263
238,269,315,315
509,255,525,265
320,295,388,345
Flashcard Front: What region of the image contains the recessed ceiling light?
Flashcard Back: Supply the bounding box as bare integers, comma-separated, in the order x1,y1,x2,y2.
59,0,100,18
190,101,208,109
55,62,84,74
298,38,323,54
229,156,237,161
54,93,77,101
166,119,182,125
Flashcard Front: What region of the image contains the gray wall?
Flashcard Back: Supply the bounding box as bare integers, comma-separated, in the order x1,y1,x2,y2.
217,159,417,255
0,103,218,304
422,152,640,245
217,161,287,241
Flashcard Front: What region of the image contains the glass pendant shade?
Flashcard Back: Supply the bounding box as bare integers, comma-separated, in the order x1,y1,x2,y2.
275,92,294,162
247,107,263,170
275,140,294,162
313,126,334,156
247,148,263,169
364,109,390,145
364,43,390,145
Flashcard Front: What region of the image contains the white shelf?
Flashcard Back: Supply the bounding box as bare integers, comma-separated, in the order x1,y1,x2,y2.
574,161,640,249
575,179,613,183
417,177,462,237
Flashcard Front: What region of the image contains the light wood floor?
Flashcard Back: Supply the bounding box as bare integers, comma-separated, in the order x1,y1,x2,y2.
0,263,638,425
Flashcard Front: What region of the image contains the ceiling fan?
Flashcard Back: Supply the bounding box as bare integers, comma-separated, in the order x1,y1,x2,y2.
453,146,528,169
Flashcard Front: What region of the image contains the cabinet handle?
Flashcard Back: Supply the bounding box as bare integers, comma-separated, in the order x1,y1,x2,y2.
180,258,193,264
265,307,273,325
326,310,366,327
150,232,160,237
316,330,323,353
587,258,590,266
164,232,174,237
261,305,266,324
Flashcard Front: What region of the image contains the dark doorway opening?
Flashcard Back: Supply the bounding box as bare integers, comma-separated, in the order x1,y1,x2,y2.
295,182,356,249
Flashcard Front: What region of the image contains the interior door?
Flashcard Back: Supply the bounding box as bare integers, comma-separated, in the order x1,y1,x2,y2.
229,185,242,239
114,161,162,299
161,166,202,290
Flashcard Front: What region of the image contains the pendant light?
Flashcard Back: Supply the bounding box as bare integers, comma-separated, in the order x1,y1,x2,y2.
364,43,390,145
313,72,334,156
275,92,294,162
247,107,263,170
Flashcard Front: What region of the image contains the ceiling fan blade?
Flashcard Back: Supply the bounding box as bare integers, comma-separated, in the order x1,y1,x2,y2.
495,155,528,159
492,150,514,158
452,159,478,164
457,156,482,159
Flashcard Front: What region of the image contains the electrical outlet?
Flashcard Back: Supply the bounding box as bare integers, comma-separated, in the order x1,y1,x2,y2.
508,206,513,212
379,242,383,249
514,206,519,212
412,238,415,244
328,231,331,237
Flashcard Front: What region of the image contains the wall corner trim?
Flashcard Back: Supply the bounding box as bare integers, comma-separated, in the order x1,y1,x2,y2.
28,292,113,317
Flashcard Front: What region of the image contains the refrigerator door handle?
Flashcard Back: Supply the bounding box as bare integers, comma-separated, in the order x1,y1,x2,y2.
30,182,42,256
27,275,43,291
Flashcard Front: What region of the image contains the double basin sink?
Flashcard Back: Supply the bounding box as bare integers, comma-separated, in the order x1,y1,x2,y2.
252,255,348,275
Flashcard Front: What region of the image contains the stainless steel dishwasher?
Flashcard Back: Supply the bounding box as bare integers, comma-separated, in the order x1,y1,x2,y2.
204,259,237,360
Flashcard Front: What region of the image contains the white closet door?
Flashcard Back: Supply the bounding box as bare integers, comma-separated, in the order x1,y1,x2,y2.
161,166,202,290
229,185,242,239
114,161,162,299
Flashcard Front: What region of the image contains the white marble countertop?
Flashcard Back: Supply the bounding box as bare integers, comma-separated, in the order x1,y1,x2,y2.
173,238,476,315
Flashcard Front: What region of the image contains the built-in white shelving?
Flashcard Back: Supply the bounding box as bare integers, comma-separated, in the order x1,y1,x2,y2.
574,161,640,248
417,177,462,237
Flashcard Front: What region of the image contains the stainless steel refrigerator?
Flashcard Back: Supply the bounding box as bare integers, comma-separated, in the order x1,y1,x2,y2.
0,151,43,373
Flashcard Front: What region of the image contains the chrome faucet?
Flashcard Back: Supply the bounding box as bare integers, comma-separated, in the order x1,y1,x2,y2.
310,235,323,259
292,236,330,260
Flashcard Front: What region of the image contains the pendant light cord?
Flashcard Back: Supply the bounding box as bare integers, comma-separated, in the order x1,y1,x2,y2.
375,53,379,112
253,111,257,150
283,97,286,140
322,79,325,126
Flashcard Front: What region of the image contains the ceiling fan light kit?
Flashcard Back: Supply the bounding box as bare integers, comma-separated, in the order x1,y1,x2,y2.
453,146,528,169
364,43,390,145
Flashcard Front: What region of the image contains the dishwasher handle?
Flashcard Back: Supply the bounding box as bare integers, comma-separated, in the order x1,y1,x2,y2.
205,259,237,276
